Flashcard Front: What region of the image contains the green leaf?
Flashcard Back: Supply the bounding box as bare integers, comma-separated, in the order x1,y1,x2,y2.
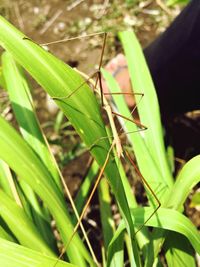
164,232,196,267
0,65,6,88
101,68,169,204
74,160,99,218
18,180,57,251
121,207,200,254
0,17,139,265
0,225,15,242
0,238,77,267
114,150,150,257
0,159,14,198
145,155,200,265
2,51,61,249
0,190,54,256
118,31,173,190
107,223,125,267
166,155,200,210
98,178,115,251
0,115,92,266
2,51,62,191
166,0,189,7
190,191,200,208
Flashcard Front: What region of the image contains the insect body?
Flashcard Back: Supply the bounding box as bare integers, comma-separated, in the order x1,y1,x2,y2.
44,32,161,266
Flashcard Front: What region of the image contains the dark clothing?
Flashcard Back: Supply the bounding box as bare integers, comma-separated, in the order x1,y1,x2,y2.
144,0,199,117
144,0,200,159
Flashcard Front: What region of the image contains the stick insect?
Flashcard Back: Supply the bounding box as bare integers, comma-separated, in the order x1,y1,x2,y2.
43,32,161,265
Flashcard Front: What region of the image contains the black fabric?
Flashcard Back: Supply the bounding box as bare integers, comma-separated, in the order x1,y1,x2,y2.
144,0,200,118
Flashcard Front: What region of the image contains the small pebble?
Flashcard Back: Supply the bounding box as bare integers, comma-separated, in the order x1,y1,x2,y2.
33,7,40,14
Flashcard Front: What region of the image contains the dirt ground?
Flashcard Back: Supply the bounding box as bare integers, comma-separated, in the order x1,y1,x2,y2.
1,0,179,70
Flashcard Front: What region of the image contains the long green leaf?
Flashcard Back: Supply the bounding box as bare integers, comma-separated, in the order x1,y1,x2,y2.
164,232,196,267
2,51,61,249
2,51,62,191
166,155,200,209
0,226,15,242
119,31,173,189
0,115,92,266
117,31,200,266
149,155,200,265
121,207,200,254
0,17,138,265
0,238,77,267
101,69,169,204
0,190,54,256
107,223,125,267
0,159,14,198
98,178,115,251
18,179,57,251
74,160,99,218
166,0,189,6
114,149,149,257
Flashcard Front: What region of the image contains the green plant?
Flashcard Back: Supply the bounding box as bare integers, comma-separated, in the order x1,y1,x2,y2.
0,16,199,267
166,0,189,7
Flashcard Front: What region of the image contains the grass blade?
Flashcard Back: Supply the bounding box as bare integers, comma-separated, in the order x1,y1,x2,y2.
0,225,15,242
0,159,15,198
164,232,196,267
98,178,115,251
0,115,93,266
74,160,99,218
0,16,139,265
149,155,200,264
2,51,62,248
0,238,77,267
0,190,54,256
107,222,125,267
101,68,169,203
166,0,189,6
121,207,200,254
2,51,62,191
166,155,200,209
119,31,173,189
18,179,57,251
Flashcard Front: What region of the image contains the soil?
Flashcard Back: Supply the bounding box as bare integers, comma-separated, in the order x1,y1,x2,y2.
0,0,199,264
